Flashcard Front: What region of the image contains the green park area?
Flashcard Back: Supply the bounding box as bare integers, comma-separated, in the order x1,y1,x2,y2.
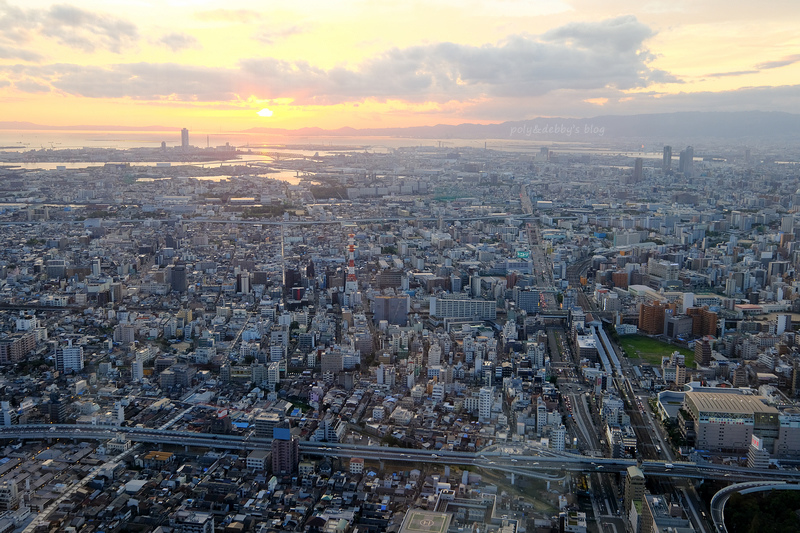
618,335,696,368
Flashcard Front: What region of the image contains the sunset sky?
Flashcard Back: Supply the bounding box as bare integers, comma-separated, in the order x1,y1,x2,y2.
0,0,798,131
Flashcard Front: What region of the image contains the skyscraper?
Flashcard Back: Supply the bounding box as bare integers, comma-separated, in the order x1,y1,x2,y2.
678,145,694,177
633,157,643,182
662,145,672,171
181,128,189,150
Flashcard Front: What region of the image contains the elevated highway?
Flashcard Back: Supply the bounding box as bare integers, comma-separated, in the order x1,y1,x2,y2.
3,424,800,484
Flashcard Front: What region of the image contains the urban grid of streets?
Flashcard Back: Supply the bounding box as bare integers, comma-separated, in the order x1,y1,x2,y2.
1,139,800,533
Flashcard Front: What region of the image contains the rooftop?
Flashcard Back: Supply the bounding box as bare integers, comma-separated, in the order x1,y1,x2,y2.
685,391,778,415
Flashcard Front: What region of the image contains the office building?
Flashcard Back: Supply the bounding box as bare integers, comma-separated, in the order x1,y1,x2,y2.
663,314,693,339
46,259,67,279
576,335,598,363
678,145,694,177
633,157,643,182
514,288,543,314
662,145,672,171
747,434,770,469
171,264,188,293
181,128,189,150
372,294,410,326
647,258,679,281
255,412,281,438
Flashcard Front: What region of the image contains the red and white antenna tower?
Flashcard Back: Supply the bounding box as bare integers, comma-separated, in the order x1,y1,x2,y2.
345,233,358,294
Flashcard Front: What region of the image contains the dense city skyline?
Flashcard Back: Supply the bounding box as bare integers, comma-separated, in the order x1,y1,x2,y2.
0,0,799,131
2,2,800,532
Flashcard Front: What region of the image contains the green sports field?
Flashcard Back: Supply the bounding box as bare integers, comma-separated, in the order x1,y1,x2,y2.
618,335,695,367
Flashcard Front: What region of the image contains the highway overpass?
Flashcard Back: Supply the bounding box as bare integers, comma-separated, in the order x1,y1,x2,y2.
3,424,800,484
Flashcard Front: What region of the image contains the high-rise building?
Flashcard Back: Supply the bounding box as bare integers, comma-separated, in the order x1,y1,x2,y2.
427,343,442,367
55,340,84,373
633,157,643,182
550,424,566,451
638,301,671,335
271,432,299,476
181,128,189,150
732,365,748,388
536,396,547,435
0,331,37,364
284,267,301,295
132,351,144,382
612,271,629,290
662,145,672,171
478,386,493,422
372,294,410,326
747,434,770,469
171,264,188,293
623,465,645,516
48,394,68,423
0,480,19,511
694,337,713,366
0,401,16,426
114,323,136,345
678,145,694,177
686,306,717,337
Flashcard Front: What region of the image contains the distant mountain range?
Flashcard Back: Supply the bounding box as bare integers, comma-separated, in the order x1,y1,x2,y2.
2,111,799,140
241,111,800,140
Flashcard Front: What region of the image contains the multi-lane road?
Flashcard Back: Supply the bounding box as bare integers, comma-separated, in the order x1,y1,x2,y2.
2,424,799,484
